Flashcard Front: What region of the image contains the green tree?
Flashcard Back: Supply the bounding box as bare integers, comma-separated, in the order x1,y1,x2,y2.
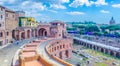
85,25,100,32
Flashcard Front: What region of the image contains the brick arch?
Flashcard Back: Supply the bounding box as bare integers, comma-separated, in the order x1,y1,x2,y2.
38,28,47,36
57,46,59,50
54,47,56,51
110,51,114,56
46,38,73,60
21,32,25,39
116,52,120,58
101,48,104,53
93,45,96,50
59,52,62,59
60,45,62,49
65,50,69,58
63,44,65,48
105,49,109,54
27,30,31,38
37,25,50,37
12,30,16,38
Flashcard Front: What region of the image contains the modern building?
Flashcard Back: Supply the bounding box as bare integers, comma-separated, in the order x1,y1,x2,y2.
109,17,115,25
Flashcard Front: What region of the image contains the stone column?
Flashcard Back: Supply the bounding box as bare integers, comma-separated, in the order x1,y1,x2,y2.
92,45,94,50
95,46,97,50
25,30,28,39
103,49,106,54
113,52,117,57
56,52,60,58
18,32,21,40
62,51,65,60
68,50,72,58
98,47,101,52
108,50,111,55
88,44,90,48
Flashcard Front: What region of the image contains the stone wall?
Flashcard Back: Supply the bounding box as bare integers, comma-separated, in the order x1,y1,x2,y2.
46,38,73,66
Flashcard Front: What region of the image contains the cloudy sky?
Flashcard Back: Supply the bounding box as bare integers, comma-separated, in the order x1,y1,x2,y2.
0,0,120,24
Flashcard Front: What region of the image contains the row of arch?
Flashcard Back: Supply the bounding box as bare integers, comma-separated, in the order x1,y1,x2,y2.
74,39,120,58
47,40,72,60
13,28,48,40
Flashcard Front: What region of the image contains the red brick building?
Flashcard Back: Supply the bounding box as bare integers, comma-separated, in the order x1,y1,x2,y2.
13,20,67,40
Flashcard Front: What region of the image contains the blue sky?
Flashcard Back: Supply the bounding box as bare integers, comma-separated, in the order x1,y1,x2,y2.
0,0,120,24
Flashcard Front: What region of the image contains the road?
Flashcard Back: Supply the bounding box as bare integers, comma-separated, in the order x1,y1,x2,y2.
0,37,37,66
38,39,65,66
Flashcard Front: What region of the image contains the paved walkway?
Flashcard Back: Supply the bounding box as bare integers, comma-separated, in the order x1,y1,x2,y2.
0,37,37,66
38,39,65,66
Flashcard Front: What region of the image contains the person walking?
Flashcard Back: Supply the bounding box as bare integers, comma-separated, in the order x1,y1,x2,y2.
16,40,19,45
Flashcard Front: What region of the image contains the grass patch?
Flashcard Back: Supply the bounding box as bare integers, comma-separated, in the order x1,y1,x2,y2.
94,62,107,66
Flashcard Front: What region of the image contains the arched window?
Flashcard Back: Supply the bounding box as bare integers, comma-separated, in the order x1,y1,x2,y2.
0,32,3,37
0,24,2,27
60,45,62,49
1,15,3,19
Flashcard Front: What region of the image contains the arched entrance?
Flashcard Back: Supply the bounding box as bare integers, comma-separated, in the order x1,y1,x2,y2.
12,30,15,38
93,45,96,50
116,52,120,58
105,49,109,54
59,52,62,59
31,29,34,37
110,51,114,56
27,30,30,38
65,50,69,58
38,28,47,36
90,44,92,49
21,32,25,39
101,48,104,53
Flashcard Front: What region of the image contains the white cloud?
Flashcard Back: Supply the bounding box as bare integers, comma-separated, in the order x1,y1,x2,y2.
16,1,47,20
48,10,58,13
21,1,30,6
0,0,15,4
0,1,3,5
60,0,69,3
32,2,46,11
100,10,109,13
50,0,69,9
95,0,108,6
69,0,108,7
40,16,53,22
112,4,120,8
50,4,66,9
21,1,46,11
9,0,15,4
25,10,42,17
66,11,85,15
69,0,94,7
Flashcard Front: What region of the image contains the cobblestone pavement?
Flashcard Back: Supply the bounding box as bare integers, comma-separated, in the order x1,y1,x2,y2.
0,37,37,66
